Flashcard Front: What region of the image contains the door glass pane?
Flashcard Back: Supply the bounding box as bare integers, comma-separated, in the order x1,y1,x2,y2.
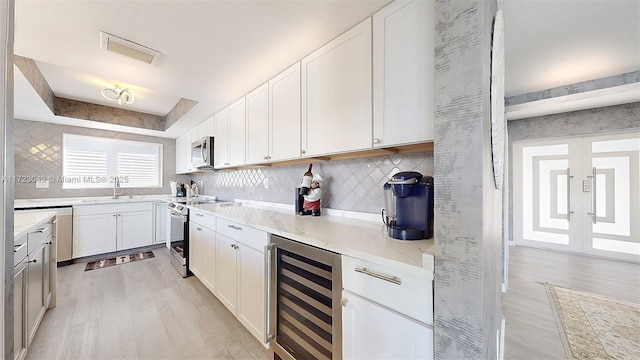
589,136,639,257
521,144,569,245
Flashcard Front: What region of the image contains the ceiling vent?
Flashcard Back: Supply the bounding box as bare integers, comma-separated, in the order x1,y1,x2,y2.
100,31,161,65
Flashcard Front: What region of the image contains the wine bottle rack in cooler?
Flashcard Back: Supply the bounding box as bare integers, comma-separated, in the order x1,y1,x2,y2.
268,235,342,360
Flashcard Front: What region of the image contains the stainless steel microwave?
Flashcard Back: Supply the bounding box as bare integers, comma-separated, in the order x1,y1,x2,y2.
191,136,214,169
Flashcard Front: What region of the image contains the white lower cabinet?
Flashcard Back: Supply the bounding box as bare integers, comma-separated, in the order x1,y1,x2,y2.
216,233,238,313
13,254,27,360
154,201,168,244
216,218,269,344
72,202,154,258
118,211,153,250
342,290,433,360
14,216,56,360
189,210,217,294
236,241,266,340
342,255,434,359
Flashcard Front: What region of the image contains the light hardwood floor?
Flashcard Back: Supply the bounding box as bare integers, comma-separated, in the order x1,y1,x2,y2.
503,245,640,359
28,244,639,359
27,247,270,360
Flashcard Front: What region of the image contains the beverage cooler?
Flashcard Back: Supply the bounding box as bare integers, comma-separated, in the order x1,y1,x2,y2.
267,235,342,360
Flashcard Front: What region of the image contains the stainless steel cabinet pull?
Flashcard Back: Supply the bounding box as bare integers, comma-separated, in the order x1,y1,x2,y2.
230,243,238,249
14,243,26,253
33,228,46,233
373,138,381,144
52,219,58,224
566,168,574,221
195,213,204,217
228,225,242,231
586,167,597,224
29,259,37,264
197,227,202,231
264,244,276,343
355,267,401,285
43,241,53,245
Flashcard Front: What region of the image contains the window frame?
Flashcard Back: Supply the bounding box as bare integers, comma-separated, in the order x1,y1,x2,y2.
62,133,163,190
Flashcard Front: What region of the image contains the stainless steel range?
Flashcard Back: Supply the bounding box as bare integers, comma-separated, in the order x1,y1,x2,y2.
168,197,226,277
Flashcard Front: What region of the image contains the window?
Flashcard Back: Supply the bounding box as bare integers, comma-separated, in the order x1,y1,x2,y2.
62,134,163,189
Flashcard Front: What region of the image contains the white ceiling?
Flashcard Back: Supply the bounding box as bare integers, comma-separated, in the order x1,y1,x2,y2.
13,0,640,139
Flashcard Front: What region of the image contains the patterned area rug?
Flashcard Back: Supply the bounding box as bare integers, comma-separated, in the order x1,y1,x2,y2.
544,283,640,359
85,251,155,271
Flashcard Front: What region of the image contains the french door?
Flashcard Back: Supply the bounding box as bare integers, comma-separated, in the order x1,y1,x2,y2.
514,131,640,262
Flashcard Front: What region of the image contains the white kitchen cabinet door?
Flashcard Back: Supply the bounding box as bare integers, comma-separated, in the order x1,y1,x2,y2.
269,62,301,162
246,83,270,164
175,135,184,174
154,202,168,244
118,211,153,251
342,291,433,360
14,260,27,360
189,221,203,278
205,116,216,137
236,242,266,342
228,97,247,167
26,245,46,347
176,133,192,174
216,233,238,314
73,214,117,258
214,107,230,168
200,226,217,294
302,18,372,156
373,0,434,147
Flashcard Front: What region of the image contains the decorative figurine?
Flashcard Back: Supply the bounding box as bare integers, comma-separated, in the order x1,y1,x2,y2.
301,173,323,216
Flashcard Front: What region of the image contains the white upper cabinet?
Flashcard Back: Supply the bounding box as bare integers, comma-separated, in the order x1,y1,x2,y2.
269,62,301,162
301,18,373,157
228,97,247,167
245,83,270,164
214,97,246,168
373,0,434,147
175,133,191,174
214,106,230,169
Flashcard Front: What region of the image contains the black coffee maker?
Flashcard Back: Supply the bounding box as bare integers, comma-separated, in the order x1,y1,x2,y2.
382,171,434,240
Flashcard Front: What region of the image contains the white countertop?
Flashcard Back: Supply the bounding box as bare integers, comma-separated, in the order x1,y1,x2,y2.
189,202,435,277
14,194,217,208
14,211,57,239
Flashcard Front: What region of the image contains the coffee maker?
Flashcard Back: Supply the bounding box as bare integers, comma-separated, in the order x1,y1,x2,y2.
382,171,434,240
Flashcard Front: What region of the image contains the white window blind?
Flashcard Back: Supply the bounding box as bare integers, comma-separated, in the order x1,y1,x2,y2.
62,134,163,189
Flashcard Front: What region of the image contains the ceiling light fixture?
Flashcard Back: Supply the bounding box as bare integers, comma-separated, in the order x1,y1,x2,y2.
101,87,135,105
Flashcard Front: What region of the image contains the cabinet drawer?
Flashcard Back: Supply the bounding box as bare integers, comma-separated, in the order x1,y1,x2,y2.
14,235,28,267
27,224,52,255
217,218,267,252
73,202,153,216
190,209,216,231
342,256,433,325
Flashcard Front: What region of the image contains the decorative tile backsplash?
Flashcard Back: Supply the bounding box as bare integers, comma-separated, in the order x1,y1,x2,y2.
14,119,433,213
13,119,185,199
190,152,434,214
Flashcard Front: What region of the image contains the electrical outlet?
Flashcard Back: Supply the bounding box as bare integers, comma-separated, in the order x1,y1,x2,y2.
36,179,49,189
263,178,269,189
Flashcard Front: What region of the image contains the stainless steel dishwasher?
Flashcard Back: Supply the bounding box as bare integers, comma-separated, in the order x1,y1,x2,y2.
267,235,342,360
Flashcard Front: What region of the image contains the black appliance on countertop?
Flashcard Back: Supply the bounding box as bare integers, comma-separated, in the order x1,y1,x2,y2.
382,171,434,240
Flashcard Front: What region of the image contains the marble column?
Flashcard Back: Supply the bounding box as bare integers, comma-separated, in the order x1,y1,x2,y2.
433,0,503,359
1,0,16,358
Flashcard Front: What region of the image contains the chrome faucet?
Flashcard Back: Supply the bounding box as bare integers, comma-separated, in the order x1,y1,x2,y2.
113,177,121,199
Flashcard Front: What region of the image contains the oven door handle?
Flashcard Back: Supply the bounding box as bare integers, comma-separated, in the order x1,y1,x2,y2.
265,243,277,343
169,212,187,223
